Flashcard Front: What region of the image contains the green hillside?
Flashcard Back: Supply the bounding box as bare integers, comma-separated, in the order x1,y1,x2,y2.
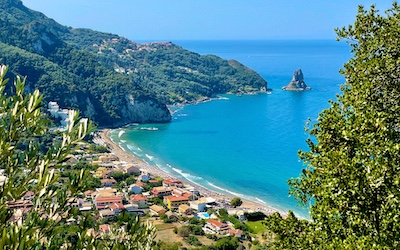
0,0,267,127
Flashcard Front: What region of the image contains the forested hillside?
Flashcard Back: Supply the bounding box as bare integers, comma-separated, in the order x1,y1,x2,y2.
0,0,267,127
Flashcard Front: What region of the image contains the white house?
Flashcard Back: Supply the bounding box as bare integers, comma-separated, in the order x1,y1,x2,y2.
203,219,230,236
190,200,207,212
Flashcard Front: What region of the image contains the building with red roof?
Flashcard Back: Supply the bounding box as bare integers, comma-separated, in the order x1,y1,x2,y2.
163,195,189,210
163,178,183,187
95,196,123,210
204,219,230,235
130,194,148,208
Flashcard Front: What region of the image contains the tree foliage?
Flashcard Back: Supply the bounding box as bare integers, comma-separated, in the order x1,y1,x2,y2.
0,65,156,249
265,3,400,249
229,197,242,208
0,0,268,127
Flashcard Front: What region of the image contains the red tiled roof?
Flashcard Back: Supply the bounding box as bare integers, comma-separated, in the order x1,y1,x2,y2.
163,178,182,185
207,219,228,228
230,229,243,234
182,192,191,198
165,195,189,202
96,196,122,203
130,194,147,201
109,203,125,210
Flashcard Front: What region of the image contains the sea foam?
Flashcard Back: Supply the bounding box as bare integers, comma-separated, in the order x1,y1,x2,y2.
118,130,125,138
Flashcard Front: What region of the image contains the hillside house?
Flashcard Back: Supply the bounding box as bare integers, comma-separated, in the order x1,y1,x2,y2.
99,209,115,218
149,205,166,216
100,178,117,187
152,187,171,197
178,204,192,215
130,194,148,208
203,219,230,235
95,196,123,210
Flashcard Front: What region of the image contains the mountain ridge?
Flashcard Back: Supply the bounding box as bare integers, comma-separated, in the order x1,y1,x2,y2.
0,0,268,126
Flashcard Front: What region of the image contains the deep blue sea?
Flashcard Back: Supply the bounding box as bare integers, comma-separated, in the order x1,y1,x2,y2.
109,40,351,218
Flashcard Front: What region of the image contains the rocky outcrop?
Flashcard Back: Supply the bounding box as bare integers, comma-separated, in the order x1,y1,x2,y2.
118,94,171,125
282,69,311,91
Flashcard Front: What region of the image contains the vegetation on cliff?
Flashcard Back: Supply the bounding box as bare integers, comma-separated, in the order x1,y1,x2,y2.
0,0,267,127
264,3,400,249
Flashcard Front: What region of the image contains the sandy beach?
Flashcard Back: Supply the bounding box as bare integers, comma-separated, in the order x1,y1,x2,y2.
95,128,287,217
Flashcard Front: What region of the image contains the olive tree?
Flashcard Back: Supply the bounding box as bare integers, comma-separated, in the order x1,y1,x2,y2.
0,65,156,249
265,3,400,249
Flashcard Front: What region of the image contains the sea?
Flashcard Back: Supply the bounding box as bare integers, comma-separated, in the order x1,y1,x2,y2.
109,40,351,218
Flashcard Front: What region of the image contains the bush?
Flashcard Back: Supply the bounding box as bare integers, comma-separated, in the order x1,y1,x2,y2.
185,236,202,246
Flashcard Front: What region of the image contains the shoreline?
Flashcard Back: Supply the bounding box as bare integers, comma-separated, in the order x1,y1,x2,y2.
95,128,287,217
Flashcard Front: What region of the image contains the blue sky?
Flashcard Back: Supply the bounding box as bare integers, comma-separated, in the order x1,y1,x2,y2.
23,0,394,41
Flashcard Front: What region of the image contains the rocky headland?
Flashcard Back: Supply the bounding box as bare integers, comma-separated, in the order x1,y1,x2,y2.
282,68,311,91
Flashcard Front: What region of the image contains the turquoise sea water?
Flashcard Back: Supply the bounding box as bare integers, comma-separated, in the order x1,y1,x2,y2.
109,40,351,218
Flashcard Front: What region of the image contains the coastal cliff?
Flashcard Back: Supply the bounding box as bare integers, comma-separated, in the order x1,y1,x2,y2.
0,0,267,127
282,69,311,91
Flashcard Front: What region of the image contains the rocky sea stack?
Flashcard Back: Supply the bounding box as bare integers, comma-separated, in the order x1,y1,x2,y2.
282,68,311,91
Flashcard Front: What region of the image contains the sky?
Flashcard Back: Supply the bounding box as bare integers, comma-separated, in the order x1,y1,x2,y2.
22,0,395,41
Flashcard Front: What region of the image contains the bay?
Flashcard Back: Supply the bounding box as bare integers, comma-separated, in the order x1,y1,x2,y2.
109,40,351,218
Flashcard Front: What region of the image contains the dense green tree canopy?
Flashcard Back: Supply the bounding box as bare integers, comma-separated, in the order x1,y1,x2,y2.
0,65,156,249
0,0,268,127
265,3,400,249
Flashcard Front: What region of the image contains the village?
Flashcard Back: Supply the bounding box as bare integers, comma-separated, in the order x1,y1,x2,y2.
0,101,278,249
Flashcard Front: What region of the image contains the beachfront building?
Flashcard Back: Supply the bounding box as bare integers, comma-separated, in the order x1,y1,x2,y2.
124,165,140,175
163,178,183,188
152,187,171,197
203,219,231,236
190,199,207,212
164,195,189,211
171,188,196,200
